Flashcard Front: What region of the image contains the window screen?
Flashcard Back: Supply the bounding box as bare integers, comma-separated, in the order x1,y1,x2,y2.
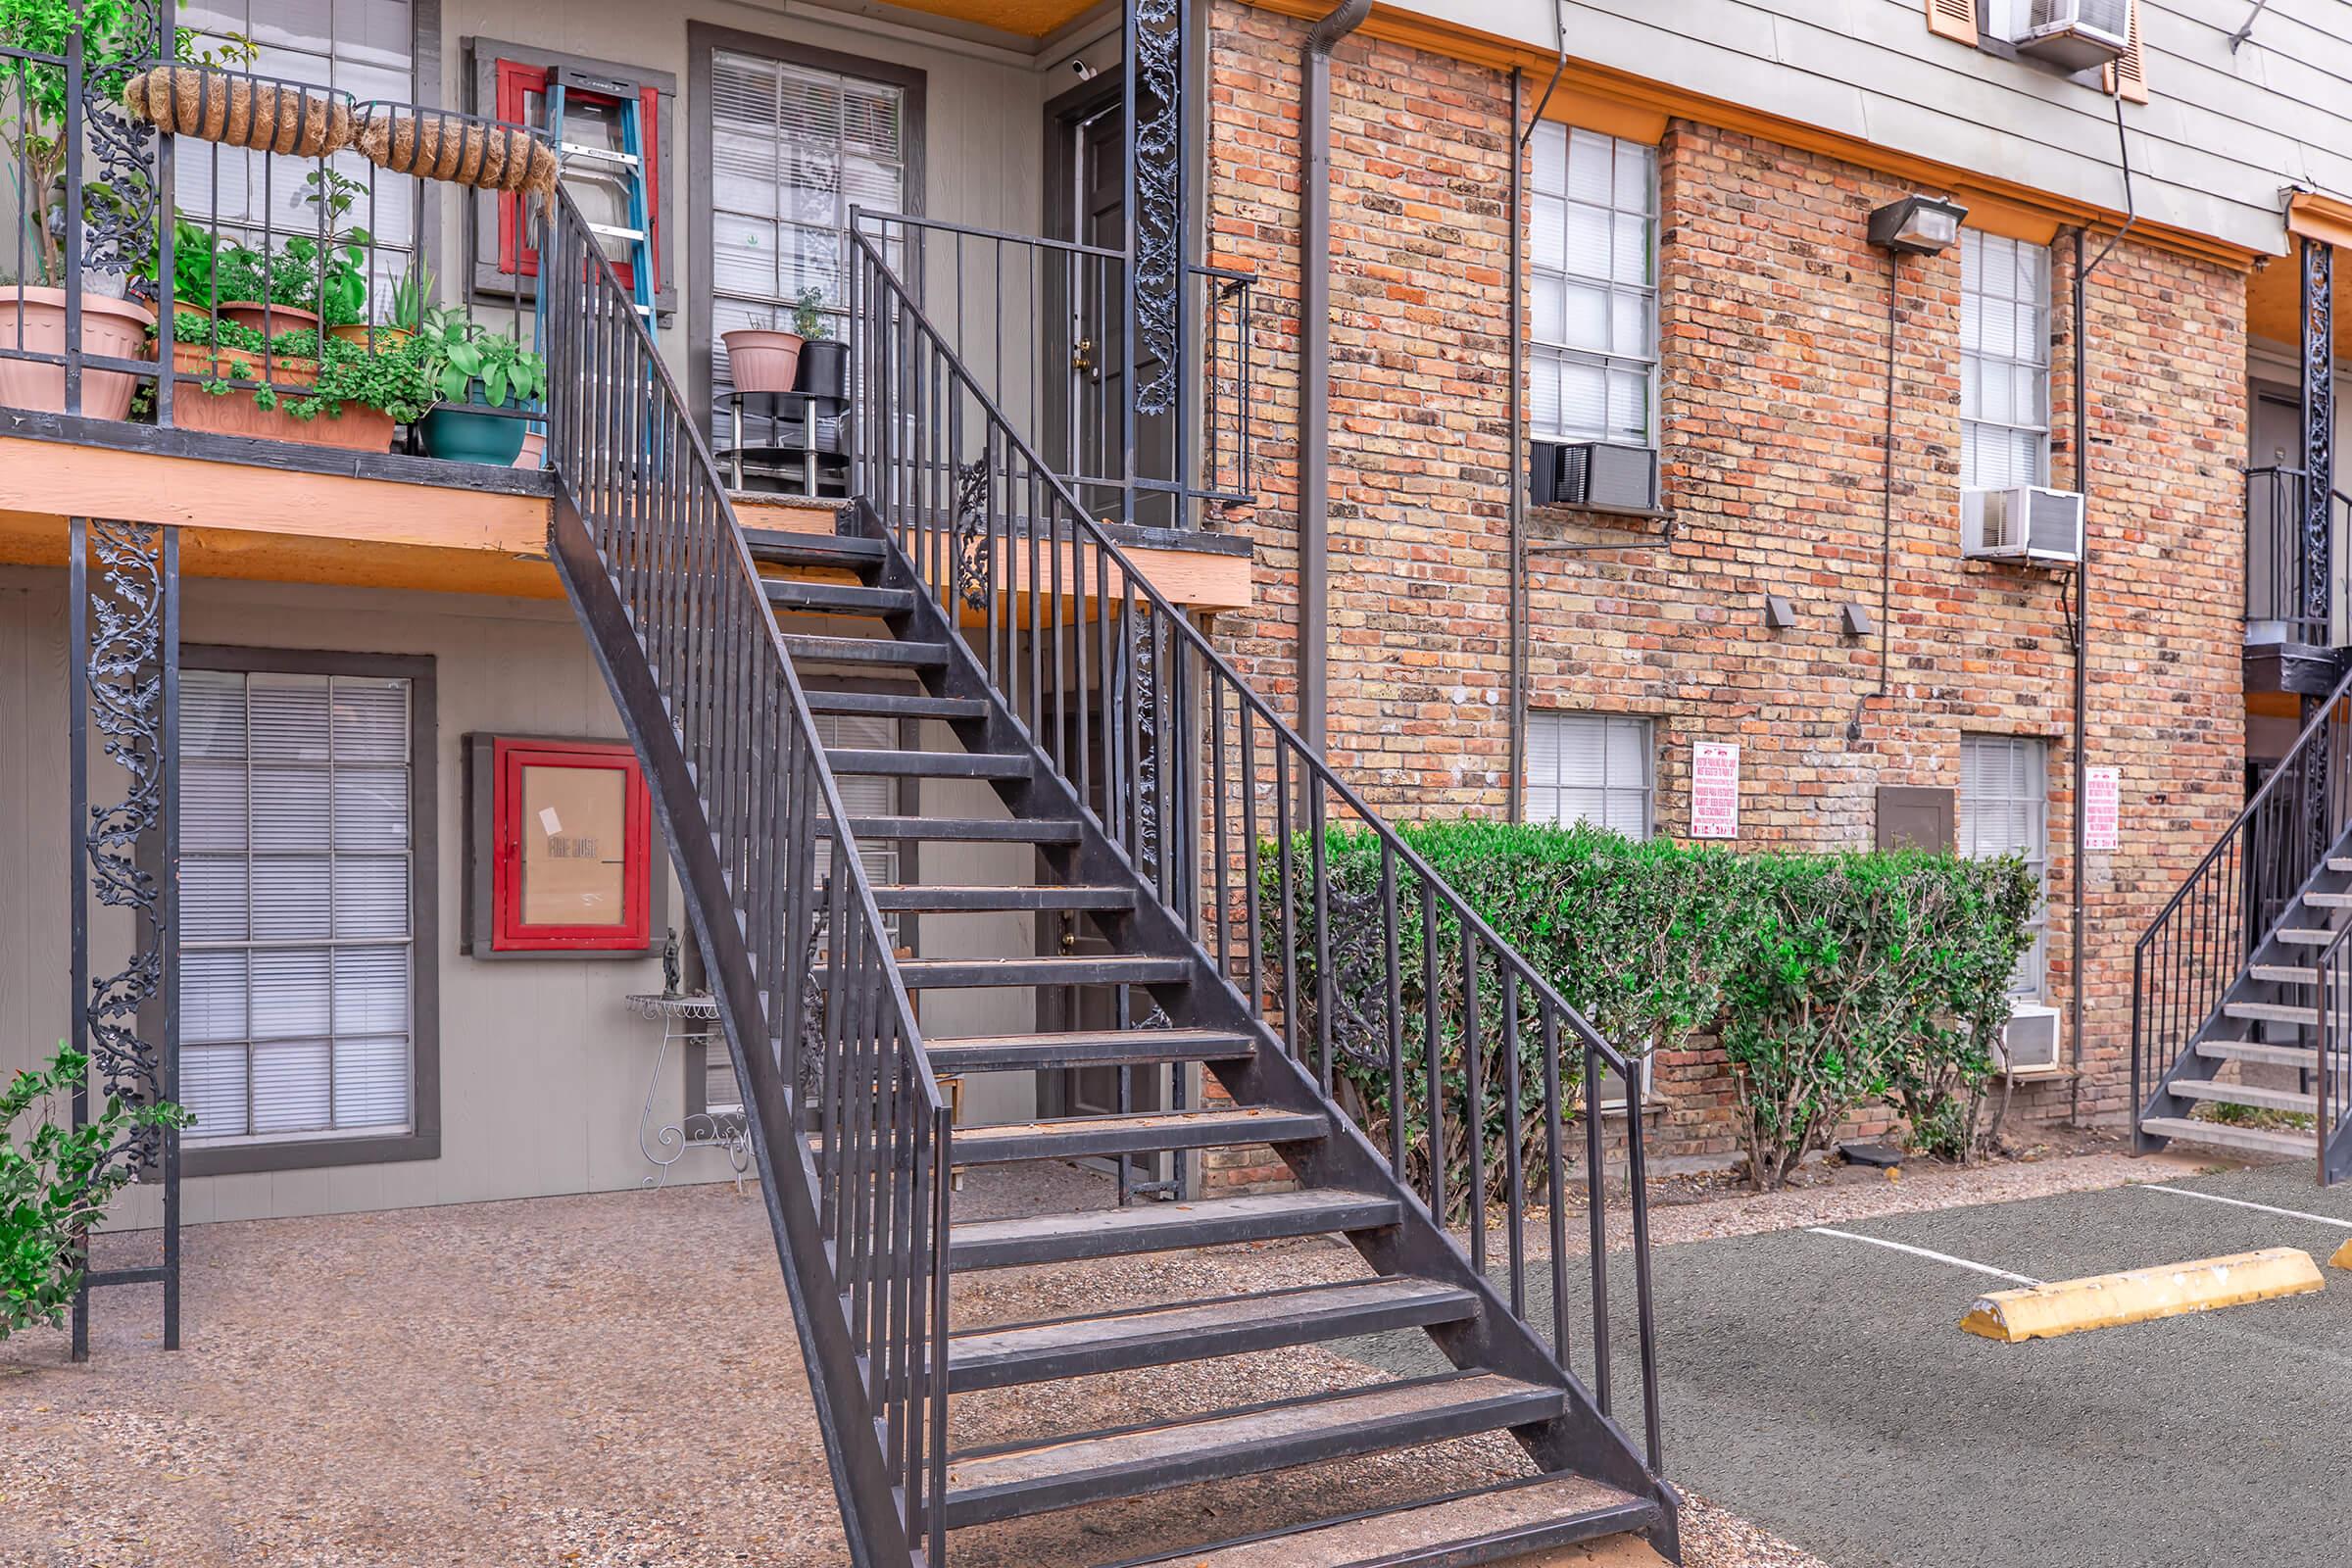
180,667,416,1142
178,1,416,302
709,49,907,420
1960,733,2048,998
1960,230,2051,490
1527,712,1653,840
1528,122,1657,447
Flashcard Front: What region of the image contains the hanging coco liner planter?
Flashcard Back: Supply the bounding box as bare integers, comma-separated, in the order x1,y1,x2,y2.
121,67,355,158
355,104,559,215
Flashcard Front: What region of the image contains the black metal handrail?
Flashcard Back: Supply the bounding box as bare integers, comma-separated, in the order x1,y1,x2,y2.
852,210,1255,527
2133,662,2352,1137
539,188,950,1565
2308,922,2352,1185
2242,465,2350,641
848,226,1666,1477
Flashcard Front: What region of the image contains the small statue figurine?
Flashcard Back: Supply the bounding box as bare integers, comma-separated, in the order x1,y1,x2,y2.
662,926,681,998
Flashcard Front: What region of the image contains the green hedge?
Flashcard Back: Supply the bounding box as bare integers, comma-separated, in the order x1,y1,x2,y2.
1259,820,2036,1196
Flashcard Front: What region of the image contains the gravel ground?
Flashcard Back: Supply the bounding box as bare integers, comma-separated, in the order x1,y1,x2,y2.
0,1145,2180,1568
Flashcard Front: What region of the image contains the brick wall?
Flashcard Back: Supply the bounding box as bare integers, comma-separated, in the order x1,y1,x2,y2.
1201,1,2249,1176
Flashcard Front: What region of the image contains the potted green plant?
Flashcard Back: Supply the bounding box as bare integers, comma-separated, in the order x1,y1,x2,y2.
416,306,547,465
720,285,814,394
0,2,222,417
791,286,848,401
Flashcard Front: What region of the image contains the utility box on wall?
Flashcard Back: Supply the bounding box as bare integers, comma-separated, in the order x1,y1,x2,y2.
1876,786,1956,852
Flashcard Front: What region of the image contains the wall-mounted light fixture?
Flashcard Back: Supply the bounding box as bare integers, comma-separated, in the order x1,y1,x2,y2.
1866,193,1968,255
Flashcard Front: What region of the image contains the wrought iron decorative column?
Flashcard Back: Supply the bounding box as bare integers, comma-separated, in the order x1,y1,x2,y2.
1124,0,1186,527
2305,234,2336,638
68,518,182,1362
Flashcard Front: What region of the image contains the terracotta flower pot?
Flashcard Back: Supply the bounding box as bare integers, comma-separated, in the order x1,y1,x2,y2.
514,430,547,469
170,340,394,452
0,287,156,420
329,323,414,351
217,300,321,335
722,327,804,393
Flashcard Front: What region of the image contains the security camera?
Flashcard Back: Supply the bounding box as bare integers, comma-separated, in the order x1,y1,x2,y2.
1068,58,1096,79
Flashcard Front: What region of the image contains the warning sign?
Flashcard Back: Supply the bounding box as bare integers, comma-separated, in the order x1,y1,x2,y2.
1690,742,1740,840
2085,765,2120,853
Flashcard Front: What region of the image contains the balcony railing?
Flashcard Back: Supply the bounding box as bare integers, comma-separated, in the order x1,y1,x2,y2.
851,210,1256,530
3,26,543,465
2245,464,2352,646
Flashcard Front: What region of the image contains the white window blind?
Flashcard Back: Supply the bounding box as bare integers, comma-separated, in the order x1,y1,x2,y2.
1526,712,1653,840
709,49,906,416
1960,230,2051,490
1528,122,1657,447
1960,733,2048,999
179,1,416,300
180,668,415,1142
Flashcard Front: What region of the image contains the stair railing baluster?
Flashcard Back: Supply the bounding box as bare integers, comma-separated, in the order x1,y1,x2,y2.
1382,844,1405,1176
1587,1038,1611,1418
1503,969,1526,1320
1242,704,1263,1017
1543,1006,1571,1370
1464,925,1487,1277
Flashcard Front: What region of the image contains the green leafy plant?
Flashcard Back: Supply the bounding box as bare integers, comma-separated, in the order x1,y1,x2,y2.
1266,821,2037,1200
416,308,546,409
165,308,434,423
0,4,253,285
2,1043,187,1340
792,285,831,342
385,262,434,333
293,167,371,326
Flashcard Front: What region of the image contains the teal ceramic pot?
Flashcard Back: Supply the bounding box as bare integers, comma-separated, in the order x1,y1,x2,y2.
419,383,529,465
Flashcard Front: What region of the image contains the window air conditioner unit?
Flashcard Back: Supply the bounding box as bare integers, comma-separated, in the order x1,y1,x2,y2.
1530,439,1567,508
1557,441,1660,512
2013,0,2131,72
1992,1004,2064,1077
1962,484,2083,565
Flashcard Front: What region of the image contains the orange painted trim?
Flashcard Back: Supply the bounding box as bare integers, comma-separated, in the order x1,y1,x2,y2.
2287,191,2352,253
1537,85,1667,146
1243,0,2261,271
1952,190,2063,246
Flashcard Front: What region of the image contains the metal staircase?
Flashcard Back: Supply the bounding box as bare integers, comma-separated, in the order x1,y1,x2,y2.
2134,663,2352,1182
538,181,1677,1566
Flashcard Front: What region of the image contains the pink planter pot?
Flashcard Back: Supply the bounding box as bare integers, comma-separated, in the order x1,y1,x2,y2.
170,341,394,452
0,287,156,420
722,327,805,392
217,301,322,336
514,430,547,469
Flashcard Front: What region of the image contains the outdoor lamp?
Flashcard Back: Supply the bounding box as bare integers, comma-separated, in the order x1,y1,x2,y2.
1866,194,1968,255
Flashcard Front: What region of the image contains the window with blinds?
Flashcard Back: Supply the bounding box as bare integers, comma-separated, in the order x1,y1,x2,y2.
1527,712,1653,840
1960,230,2051,490
1528,122,1658,449
179,1,416,301
1960,733,2048,999
180,668,416,1143
709,49,907,416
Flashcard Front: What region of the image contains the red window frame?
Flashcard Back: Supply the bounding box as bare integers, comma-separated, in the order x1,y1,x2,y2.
490,737,654,953
493,59,663,294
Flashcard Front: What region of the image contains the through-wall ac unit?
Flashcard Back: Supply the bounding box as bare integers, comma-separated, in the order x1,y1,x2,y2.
1530,440,1662,513
2012,0,2131,72
1993,1004,2065,1076
1962,485,2084,564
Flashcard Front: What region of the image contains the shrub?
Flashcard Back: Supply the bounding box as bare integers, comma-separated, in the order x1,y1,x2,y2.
1261,822,2035,1199
2,1044,187,1340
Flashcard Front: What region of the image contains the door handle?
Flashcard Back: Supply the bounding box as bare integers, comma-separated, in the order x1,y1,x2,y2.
1071,336,1097,380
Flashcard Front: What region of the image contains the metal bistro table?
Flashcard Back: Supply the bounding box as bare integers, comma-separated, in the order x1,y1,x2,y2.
626,992,752,1191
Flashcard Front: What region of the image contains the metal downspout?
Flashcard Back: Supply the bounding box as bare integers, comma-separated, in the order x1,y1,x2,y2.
1511,4,1568,819
1298,0,1370,754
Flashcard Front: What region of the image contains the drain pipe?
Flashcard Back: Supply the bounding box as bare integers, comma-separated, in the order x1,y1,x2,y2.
1298,0,1370,754
1510,5,1567,819
2070,93,2136,1126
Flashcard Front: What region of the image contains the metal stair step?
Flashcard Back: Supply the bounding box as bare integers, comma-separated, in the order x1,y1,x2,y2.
834,814,1080,844
947,1277,1481,1394
1108,1472,1655,1568
948,1189,1401,1272
742,528,886,572
946,1107,1325,1166
825,747,1028,779
2277,928,2337,947
2141,1114,2314,1160
2250,964,2322,984
869,883,1135,913
763,578,916,615
803,689,988,722
2225,1001,2319,1026
942,1371,1565,1528
2197,1038,2323,1070
883,955,1192,989
2172,1079,2318,1115
2303,892,2352,909
780,633,950,668
2330,858,2352,874
926,1027,1255,1073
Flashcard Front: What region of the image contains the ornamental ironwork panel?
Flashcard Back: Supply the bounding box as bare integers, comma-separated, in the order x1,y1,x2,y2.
2304,235,2335,633
1128,0,1183,418
79,1,170,286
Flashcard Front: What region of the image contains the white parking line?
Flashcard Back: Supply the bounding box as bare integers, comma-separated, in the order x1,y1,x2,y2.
1807,1226,2043,1286
2138,1183,2352,1231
